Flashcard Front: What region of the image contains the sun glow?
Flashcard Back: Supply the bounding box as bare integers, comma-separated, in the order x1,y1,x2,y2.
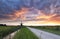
23,21,60,26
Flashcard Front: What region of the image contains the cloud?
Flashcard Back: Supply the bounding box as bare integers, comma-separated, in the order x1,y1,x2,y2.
0,0,60,25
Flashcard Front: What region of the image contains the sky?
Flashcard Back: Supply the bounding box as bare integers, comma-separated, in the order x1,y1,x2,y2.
0,0,60,25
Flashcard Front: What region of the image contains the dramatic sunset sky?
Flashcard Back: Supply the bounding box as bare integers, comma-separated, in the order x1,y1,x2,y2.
0,0,60,25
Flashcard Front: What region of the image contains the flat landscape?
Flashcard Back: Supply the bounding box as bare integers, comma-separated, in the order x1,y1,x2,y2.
0,0,60,39
0,26,20,39
0,26,60,39
28,27,60,39
29,26,60,35
13,27,38,39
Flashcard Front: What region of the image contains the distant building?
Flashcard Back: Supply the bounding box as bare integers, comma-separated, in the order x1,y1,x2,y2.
0,24,6,26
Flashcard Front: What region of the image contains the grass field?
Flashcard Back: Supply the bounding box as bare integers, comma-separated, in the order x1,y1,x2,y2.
13,27,39,39
0,26,20,39
29,26,60,35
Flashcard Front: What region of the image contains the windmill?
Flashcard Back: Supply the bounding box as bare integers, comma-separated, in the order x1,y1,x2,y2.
20,14,23,27
20,0,34,26
20,20,23,27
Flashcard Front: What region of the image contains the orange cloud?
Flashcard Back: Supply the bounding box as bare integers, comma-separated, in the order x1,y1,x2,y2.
37,10,56,20
6,8,29,20
13,8,28,20
5,7,60,25
36,10,60,25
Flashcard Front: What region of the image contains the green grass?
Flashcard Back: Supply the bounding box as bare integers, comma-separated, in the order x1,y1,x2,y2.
0,26,20,39
13,27,39,39
29,26,60,35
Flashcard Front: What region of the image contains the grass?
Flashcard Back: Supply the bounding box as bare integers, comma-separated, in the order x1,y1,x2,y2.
0,26,20,39
29,26,60,35
13,27,39,39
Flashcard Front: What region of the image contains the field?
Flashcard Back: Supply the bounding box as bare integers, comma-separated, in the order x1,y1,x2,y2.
13,27,39,39
0,26,20,39
0,26,60,39
29,26,60,35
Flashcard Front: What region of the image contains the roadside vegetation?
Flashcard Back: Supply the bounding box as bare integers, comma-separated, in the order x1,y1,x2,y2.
0,26,20,39
29,26,60,35
13,27,39,39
